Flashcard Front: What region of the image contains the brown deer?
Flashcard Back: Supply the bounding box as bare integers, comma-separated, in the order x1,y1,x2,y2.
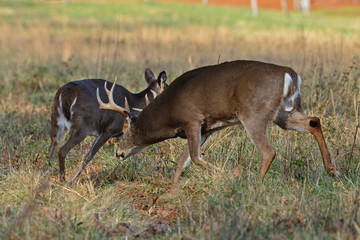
97,60,340,183
47,68,167,183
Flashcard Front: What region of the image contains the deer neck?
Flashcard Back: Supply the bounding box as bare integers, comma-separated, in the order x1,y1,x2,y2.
133,101,177,145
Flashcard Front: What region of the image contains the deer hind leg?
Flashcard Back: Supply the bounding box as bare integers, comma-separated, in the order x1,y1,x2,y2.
57,129,87,182
241,118,276,180
185,123,219,174
46,123,66,171
47,140,58,171
70,132,112,184
173,135,209,184
286,111,339,177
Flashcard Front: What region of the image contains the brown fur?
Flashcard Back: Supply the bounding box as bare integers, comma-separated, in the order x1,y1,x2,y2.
102,60,339,183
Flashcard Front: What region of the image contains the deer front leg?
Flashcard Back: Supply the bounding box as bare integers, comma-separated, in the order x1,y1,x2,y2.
286,111,340,177
70,132,113,184
184,123,219,175
173,135,210,183
241,118,276,180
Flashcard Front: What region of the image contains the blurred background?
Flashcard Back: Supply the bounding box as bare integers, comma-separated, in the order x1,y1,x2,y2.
0,0,359,92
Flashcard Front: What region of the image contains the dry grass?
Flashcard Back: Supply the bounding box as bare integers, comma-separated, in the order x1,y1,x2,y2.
0,1,360,239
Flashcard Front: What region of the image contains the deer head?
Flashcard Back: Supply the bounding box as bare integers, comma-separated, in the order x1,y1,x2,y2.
96,81,152,160
116,111,144,160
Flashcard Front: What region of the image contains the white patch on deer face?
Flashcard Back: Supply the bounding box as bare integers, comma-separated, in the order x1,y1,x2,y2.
281,73,301,112
57,94,71,131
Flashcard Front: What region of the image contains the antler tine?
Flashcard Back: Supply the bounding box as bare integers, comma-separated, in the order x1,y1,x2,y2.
96,79,127,118
133,92,151,112
106,78,117,106
132,107,142,112
132,89,156,113
150,89,157,99
124,97,130,112
145,94,150,106
103,77,116,96
125,85,158,113
160,79,164,92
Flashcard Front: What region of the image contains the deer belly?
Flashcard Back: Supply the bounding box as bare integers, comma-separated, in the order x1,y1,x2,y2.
206,118,240,132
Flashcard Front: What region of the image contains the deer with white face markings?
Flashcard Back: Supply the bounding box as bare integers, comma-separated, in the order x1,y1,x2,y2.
97,60,340,183
47,69,167,183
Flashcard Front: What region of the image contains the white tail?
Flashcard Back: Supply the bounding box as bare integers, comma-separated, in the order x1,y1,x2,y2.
47,69,167,183
97,60,340,183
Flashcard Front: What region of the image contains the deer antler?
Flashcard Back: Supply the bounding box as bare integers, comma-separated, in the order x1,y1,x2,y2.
160,79,164,92
150,89,157,99
145,94,150,106
132,108,143,112
132,82,162,112
96,78,128,118
124,97,130,112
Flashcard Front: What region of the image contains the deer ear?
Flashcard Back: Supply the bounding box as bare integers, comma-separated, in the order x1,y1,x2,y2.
157,71,167,84
157,71,167,91
144,68,156,85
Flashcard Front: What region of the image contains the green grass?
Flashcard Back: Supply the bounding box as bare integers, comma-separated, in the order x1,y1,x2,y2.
0,0,360,239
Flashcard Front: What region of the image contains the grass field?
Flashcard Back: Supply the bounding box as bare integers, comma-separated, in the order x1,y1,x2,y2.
0,0,360,239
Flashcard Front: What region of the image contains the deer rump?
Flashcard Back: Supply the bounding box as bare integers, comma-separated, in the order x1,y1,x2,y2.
52,79,128,141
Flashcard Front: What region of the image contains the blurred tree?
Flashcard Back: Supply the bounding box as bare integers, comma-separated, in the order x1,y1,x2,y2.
300,0,310,14
294,0,311,14
280,0,289,16
251,0,258,16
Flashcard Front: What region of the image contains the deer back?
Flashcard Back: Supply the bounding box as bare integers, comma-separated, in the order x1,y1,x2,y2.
134,61,300,142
